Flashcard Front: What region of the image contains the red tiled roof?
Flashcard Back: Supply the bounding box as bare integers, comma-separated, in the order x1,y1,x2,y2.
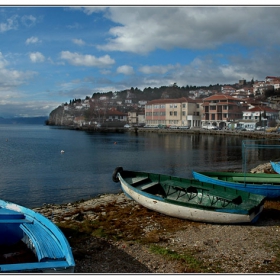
245,106,278,112
107,109,128,116
203,94,243,102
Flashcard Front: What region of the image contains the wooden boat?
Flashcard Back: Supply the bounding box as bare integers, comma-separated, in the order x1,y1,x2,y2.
112,167,265,224
0,199,75,273
270,161,280,174
192,170,280,198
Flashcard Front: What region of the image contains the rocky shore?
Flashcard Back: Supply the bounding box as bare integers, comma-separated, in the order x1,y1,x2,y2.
34,163,280,273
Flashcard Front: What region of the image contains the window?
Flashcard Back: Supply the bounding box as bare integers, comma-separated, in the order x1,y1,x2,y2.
170,112,173,116
183,104,186,108
182,111,186,116
174,111,177,116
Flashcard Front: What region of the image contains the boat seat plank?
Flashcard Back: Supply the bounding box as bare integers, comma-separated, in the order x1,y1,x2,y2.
0,219,32,223
129,177,149,185
20,222,65,262
139,182,158,191
0,260,70,272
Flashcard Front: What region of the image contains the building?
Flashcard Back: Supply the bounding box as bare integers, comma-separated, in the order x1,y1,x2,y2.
221,85,236,95
241,105,279,129
201,94,248,128
128,110,145,126
106,108,128,122
145,97,202,128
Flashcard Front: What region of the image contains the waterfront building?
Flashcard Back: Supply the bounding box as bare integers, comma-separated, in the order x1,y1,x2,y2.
145,97,202,128
201,94,248,128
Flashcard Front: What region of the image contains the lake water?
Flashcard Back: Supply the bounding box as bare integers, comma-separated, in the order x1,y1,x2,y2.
0,124,279,208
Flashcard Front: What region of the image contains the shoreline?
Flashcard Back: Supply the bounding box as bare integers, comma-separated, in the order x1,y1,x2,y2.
50,124,280,140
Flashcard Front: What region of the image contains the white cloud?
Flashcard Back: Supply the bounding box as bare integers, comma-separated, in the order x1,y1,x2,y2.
0,15,18,33
97,7,280,54
0,99,60,118
25,36,41,45
117,65,134,75
60,51,115,67
21,15,37,27
72,38,86,46
139,64,177,74
0,52,37,91
29,52,45,63
71,7,107,15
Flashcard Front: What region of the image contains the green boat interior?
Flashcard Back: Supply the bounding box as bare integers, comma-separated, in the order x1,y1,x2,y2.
121,171,264,210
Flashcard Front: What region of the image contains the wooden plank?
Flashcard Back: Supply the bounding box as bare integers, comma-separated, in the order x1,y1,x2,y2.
0,219,31,223
140,182,158,191
130,177,149,185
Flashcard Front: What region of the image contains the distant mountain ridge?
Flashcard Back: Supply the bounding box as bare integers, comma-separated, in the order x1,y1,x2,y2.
0,116,48,124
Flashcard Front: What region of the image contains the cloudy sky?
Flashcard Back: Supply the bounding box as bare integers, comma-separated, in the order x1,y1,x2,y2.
0,5,279,118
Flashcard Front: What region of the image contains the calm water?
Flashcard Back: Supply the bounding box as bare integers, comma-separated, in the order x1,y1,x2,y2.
0,124,279,208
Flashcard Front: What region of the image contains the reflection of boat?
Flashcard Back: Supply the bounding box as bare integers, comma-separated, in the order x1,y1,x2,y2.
0,199,75,273
112,167,265,224
192,171,280,198
270,161,280,174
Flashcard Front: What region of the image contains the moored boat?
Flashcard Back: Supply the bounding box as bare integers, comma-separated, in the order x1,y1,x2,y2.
192,170,280,198
112,167,265,224
270,161,280,174
0,199,75,273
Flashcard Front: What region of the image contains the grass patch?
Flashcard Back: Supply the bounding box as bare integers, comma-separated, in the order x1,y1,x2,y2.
149,244,205,273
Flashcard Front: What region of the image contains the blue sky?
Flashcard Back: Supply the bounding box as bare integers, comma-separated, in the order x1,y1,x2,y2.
0,5,280,118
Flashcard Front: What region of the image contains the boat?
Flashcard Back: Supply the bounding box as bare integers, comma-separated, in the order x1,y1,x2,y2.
270,161,280,174
192,170,280,198
0,199,75,273
112,167,265,224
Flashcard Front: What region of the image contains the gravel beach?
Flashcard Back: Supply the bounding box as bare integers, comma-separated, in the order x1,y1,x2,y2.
33,163,280,274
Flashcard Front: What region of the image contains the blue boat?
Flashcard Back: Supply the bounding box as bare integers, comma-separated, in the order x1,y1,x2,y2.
0,199,75,273
192,171,280,198
270,161,280,174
